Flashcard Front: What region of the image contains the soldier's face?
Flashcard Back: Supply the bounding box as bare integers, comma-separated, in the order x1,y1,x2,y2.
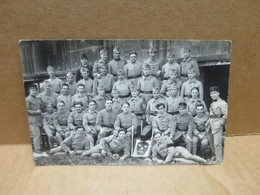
105,100,113,109
122,104,129,113
143,68,150,76
46,104,53,112
67,75,74,84
118,74,124,80
158,105,165,115
57,102,65,110
113,51,121,60
131,90,138,97
44,83,51,92
47,69,55,77
30,88,37,96
81,58,88,66
191,89,199,98
82,72,89,79
181,50,190,59
154,133,161,142
188,72,195,79
98,89,105,96
63,86,69,95
210,91,219,100
75,104,83,112
76,128,84,137
196,106,204,115
78,86,85,94
169,72,177,79
101,53,108,61
149,50,157,58
112,92,119,99
171,88,178,96
89,102,96,111
130,54,137,63
168,56,174,63
178,107,186,115
118,131,126,140
153,91,159,99
100,66,107,74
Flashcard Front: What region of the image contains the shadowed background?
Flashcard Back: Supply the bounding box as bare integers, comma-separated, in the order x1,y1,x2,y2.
0,0,259,144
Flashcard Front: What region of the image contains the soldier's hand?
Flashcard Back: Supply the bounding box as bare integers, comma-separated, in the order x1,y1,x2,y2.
36,109,42,114
69,151,74,155
198,133,203,139
96,73,101,79
113,154,120,160
101,150,106,157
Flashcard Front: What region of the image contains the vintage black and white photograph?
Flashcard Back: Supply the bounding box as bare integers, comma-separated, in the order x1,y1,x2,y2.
20,40,231,165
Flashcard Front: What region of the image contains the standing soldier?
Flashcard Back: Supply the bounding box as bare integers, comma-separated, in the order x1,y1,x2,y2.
171,102,194,153
108,47,127,78
38,80,59,112
93,62,115,96
180,69,203,102
68,101,85,136
124,51,142,86
77,67,93,97
66,72,77,96
46,66,64,94
72,84,89,111
180,47,200,82
166,86,184,115
75,53,93,82
93,49,109,78
162,51,181,79
192,103,210,156
26,84,42,154
152,103,174,136
187,87,208,116
114,102,138,142
57,83,73,111
53,100,71,143
143,47,162,78
83,100,99,145
95,99,118,144
208,86,228,163
137,64,159,104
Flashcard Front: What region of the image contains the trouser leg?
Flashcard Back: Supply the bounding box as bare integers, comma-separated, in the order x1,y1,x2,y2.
165,147,176,162
213,128,223,163
50,146,64,154
179,147,206,163
184,136,192,153
201,138,209,155
192,136,198,155
32,125,41,150
207,130,215,156
96,128,108,144
44,126,56,148
82,145,101,156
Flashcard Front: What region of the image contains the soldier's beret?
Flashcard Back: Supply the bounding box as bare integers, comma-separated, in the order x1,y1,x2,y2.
100,49,108,55
155,103,165,109
178,102,187,108
209,86,219,93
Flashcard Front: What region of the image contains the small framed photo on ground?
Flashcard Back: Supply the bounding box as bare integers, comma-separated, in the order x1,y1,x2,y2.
20,39,231,165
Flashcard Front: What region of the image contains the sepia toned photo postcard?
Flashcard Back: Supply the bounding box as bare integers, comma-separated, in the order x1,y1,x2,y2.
20,40,231,165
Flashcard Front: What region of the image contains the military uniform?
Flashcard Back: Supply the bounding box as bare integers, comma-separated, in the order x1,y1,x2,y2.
68,111,84,133
127,96,145,126
92,94,109,111
83,110,98,142
137,76,159,103
162,62,181,79
123,61,142,86
112,98,123,115
93,59,108,78
180,57,200,81
53,109,71,142
47,77,64,94
152,112,173,135
187,98,207,116
208,98,228,163
146,97,166,124
42,111,58,147
38,91,59,112
50,134,94,154
166,96,184,115
112,80,132,100
192,113,210,155
75,64,93,81
78,78,93,96
57,94,72,111
95,109,118,143
26,95,42,150
72,93,89,110
108,58,127,77
93,74,115,96
66,81,77,96
181,78,203,101
143,58,162,77
160,79,182,96
171,112,194,152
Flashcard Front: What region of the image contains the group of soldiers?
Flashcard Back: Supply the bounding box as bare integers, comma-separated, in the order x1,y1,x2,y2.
26,46,228,164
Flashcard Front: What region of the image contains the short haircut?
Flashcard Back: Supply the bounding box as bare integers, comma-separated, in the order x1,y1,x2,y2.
81,53,88,59
89,100,97,105
130,86,139,92
105,99,113,103
57,100,65,105
43,80,51,87
113,47,121,53
118,128,126,133
97,85,104,90
187,69,196,74
155,103,165,109
29,84,38,90
76,125,85,130
196,103,205,109
167,51,175,57
153,87,160,93
100,49,108,55
46,102,54,107
143,64,150,69
122,102,130,107
74,101,83,107
62,83,69,88
129,51,137,56
99,60,108,68
47,66,55,72
77,83,85,88
178,102,187,108
66,72,74,77
81,67,89,74
181,47,190,53
191,87,199,92
117,69,125,75
169,69,178,74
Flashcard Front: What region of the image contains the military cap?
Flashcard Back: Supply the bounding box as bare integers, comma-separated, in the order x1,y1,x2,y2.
178,102,187,108
155,103,166,109
81,53,88,59
167,50,175,57
209,86,219,93
100,49,108,55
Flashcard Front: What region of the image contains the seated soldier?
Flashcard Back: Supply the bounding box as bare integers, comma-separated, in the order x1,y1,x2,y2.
161,51,181,79
46,66,64,94
114,102,138,142
166,86,184,115
93,61,115,96
192,103,210,156
77,67,93,97
171,102,194,153
160,69,182,97
57,83,73,111
65,72,77,96
67,101,85,136
72,83,89,111
112,69,132,101
53,100,71,142
83,100,98,144
42,103,59,149
82,128,130,161
92,85,110,111
137,64,159,104
49,125,93,155
152,103,173,136
152,132,207,164
181,69,203,102
111,88,123,115
95,99,118,144
187,87,208,116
